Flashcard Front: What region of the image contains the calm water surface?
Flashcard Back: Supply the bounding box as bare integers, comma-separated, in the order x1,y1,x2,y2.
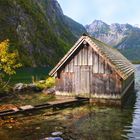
5,67,51,84
0,65,140,140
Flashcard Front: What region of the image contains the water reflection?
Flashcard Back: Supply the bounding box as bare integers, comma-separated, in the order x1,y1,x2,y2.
69,65,140,140
0,65,140,140
123,65,140,140
125,92,140,140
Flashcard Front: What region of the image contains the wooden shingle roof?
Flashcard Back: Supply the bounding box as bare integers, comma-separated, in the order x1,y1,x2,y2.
49,34,135,80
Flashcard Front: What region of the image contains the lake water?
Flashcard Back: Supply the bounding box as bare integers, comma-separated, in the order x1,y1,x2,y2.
0,65,140,140
6,67,51,84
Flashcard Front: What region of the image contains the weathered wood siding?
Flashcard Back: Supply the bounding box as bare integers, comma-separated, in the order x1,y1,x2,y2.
122,73,134,94
56,42,122,97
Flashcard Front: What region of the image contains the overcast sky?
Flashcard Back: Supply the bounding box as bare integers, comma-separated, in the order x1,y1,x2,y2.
57,0,140,26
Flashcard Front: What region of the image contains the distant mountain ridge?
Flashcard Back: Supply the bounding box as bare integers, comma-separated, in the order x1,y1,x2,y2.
85,20,140,62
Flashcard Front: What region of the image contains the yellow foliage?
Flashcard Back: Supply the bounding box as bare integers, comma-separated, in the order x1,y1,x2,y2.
0,39,22,76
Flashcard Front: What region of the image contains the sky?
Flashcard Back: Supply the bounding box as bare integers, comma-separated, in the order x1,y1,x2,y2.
57,0,140,26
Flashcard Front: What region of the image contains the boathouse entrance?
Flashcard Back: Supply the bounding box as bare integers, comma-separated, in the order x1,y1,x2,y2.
75,66,91,96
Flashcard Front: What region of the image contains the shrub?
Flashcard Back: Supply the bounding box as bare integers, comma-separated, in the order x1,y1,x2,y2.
45,77,55,88
35,77,55,90
36,82,46,89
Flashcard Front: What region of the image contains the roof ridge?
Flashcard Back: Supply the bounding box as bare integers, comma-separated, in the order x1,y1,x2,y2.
49,34,134,80
85,36,134,79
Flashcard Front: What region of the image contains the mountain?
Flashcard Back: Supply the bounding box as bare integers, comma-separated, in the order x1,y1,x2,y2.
86,20,140,62
0,0,86,67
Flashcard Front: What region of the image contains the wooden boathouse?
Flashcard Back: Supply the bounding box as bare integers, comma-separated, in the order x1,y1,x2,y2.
49,34,135,105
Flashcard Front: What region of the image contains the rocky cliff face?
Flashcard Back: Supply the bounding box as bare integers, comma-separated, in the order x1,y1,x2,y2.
0,0,86,67
86,20,140,62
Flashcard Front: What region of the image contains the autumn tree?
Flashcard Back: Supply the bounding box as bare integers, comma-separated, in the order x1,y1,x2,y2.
0,39,22,89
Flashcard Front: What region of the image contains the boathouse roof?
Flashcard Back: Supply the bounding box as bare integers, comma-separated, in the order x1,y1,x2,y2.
49,34,135,80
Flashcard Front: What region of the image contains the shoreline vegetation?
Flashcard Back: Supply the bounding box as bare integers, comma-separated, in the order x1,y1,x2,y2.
4,67,51,85
132,61,140,64
0,76,56,111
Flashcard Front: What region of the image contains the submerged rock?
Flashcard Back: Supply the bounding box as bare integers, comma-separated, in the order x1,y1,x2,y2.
51,131,63,136
13,83,41,93
40,137,63,140
13,83,25,92
43,87,55,95
35,127,41,130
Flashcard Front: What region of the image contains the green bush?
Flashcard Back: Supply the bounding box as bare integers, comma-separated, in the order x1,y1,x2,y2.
36,82,46,89
45,77,55,88
35,77,55,90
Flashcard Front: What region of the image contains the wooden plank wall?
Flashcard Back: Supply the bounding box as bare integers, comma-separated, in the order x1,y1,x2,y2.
56,43,122,96
122,73,134,93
